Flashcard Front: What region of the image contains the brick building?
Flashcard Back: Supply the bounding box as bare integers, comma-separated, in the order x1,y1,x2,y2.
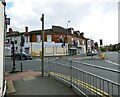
6,25,87,56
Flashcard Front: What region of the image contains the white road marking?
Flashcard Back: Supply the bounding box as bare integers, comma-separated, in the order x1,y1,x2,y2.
105,60,120,66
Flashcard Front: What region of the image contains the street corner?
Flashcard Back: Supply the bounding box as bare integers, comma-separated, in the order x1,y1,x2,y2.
5,71,42,81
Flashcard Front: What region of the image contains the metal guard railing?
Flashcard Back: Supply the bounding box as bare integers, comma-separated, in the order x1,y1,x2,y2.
44,60,120,97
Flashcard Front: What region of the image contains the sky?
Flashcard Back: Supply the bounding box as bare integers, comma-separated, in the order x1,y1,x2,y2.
6,0,119,46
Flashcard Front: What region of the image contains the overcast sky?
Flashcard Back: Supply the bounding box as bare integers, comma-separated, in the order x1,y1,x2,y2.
6,0,119,46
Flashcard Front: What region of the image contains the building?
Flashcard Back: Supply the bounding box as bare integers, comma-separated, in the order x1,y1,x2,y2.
0,0,7,96
6,25,87,56
5,28,22,56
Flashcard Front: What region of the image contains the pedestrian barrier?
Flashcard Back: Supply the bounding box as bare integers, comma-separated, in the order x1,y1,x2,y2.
45,59,120,96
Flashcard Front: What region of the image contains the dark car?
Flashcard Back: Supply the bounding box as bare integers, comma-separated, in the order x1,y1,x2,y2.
87,51,94,56
87,49,98,56
12,52,32,60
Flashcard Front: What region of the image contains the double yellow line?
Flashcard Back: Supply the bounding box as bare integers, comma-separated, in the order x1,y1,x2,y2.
49,72,112,97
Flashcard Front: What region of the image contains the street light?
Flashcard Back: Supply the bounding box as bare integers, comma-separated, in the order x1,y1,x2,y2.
66,21,70,55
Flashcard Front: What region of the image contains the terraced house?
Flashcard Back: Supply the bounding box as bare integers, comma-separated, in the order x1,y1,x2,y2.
6,25,87,56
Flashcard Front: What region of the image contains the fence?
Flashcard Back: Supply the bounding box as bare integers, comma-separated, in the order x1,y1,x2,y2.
44,59,120,96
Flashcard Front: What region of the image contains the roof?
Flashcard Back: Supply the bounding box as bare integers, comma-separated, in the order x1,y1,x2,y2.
6,25,86,40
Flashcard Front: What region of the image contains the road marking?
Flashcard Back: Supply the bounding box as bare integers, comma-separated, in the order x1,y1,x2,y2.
68,56,101,60
50,72,111,97
6,80,16,94
105,60,120,66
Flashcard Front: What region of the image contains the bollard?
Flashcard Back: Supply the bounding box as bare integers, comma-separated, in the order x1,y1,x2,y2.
102,53,105,59
40,51,42,59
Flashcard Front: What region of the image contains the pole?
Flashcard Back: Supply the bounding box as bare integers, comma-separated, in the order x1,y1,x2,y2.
11,41,16,72
67,21,70,56
20,35,23,72
41,14,44,76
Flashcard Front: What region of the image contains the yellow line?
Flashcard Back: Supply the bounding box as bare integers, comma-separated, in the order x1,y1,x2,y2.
50,72,112,97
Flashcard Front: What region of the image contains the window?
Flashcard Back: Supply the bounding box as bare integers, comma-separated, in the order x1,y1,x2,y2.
15,40,17,44
5,39,9,44
71,29,74,34
83,41,84,45
26,36,28,43
47,35,52,42
77,40,80,45
37,35,41,42
14,37,17,44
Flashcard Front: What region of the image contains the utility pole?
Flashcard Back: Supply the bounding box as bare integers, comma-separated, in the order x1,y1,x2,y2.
66,21,70,55
41,14,44,76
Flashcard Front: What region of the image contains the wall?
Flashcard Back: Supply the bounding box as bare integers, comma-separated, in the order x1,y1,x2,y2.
0,2,4,96
25,42,67,56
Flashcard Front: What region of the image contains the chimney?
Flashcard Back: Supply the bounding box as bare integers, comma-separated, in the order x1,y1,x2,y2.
9,28,13,33
25,26,28,32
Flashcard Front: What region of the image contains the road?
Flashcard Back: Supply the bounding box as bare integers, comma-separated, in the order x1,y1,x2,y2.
5,52,120,96
104,51,120,64
5,52,119,83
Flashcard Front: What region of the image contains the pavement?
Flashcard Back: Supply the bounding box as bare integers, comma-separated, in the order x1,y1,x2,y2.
5,71,78,96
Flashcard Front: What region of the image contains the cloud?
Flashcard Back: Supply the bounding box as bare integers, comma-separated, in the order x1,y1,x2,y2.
6,0,118,45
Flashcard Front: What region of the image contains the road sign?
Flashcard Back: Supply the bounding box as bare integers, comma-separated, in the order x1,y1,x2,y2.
6,18,10,25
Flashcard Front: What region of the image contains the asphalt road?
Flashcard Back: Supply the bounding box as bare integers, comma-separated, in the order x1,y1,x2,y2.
5,52,120,96
5,53,119,83
104,51,120,64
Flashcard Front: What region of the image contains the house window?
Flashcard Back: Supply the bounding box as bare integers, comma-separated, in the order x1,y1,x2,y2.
26,36,28,43
77,40,80,45
14,40,17,44
47,35,52,42
83,41,84,45
37,35,41,42
5,39,9,44
71,29,74,34
14,37,17,44
16,47,18,51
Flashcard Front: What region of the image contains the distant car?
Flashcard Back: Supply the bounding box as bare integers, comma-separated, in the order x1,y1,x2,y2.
11,52,32,60
87,51,95,56
87,50,98,56
119,50,120,53
94,49,98,55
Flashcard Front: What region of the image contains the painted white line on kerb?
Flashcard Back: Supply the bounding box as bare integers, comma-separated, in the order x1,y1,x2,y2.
105,60,120,66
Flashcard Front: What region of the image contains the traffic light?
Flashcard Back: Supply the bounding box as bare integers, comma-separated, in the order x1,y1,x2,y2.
100,39,103,45
11,41,14,55
94,42,98,47
20,35,25,46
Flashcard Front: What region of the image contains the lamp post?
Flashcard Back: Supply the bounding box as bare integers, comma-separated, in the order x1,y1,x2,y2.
66,21,70,55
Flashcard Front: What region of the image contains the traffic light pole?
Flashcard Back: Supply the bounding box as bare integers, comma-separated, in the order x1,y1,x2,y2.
10,41,16,73
41,14,44,76
20,36,23,72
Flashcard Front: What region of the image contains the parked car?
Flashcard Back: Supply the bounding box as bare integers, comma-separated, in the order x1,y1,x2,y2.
87,50,98,56
119,50,120,53
11,52,32,60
